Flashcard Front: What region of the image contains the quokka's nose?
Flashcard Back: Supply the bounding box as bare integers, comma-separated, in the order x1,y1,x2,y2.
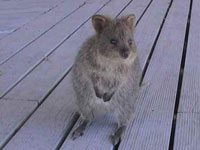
120,48,130,59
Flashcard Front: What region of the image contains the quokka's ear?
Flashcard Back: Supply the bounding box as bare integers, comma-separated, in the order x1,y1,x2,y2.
124,14,136,30
92,15,109,34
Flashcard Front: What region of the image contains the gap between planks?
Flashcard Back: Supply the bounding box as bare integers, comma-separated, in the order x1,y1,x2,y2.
0,0,113,149
0,67,71,149
0,0,152,149
60,0,168,149
168,0,193,149
0,0,171,149
0,0,112,99
0,1,86,66
0,0,65,41
115,0,173,148
0,0,85,64
140,0,173,85
118,1,189,148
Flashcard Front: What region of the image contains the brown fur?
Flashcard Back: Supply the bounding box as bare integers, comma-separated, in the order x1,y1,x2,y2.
71,14,142,145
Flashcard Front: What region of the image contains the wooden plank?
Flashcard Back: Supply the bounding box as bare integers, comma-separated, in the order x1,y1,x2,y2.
0,0,85,63
0,11,42,31
0,7,49,14
0,0,63,10
4,0,154,102
174,0,200,149
2,0,123,102
178,0,200,113
119,0,190,149
61,113,117,150
61,0,175,149
122,0,171,68
3,75,77,150
0,33,8,40
0,0,65,39
174,113,200,150
0,0,109,98
2,1,132,149
2,0,168,148
0,99,37,147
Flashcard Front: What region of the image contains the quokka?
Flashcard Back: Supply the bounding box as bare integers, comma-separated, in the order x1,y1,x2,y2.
71,14,142,145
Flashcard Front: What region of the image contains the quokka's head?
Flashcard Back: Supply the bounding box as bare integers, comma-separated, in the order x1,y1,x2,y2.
92,14,136,59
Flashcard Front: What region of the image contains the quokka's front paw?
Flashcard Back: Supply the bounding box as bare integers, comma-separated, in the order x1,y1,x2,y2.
94,86,103,99
103,92,114,102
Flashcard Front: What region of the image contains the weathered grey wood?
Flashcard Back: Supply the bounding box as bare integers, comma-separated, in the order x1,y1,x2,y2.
61,114,117,150
0,0,64,39
0,99,37,147
0,0,63,10
0,11,42,31
0,7,49,14
3,0,132,102
2,0,169,148
119,0,153,19
0,0,109,98
178,0,200,113
119,0,190,149
61,0,176,149
3,81,112,149
174,0,200,149
3,1,132,149
1,0,196,150
122,0,172,69
0,33,8,39
0,0,85,63
4,0,154,102
174,113,200,150
2,75,76,150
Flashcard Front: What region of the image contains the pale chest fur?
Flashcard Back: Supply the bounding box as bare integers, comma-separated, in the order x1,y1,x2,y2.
94,50,136,77
87,52,137,116
89,51,136,91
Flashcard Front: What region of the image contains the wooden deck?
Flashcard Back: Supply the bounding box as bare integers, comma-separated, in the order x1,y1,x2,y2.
0,0,199,149
0,0,65,39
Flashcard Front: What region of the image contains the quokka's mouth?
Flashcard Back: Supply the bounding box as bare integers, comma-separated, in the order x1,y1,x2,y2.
120,52,130,59
120,49,130,59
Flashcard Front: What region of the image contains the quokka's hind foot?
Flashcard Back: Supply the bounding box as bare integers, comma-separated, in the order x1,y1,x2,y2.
109,126,126,146
71,120,89,140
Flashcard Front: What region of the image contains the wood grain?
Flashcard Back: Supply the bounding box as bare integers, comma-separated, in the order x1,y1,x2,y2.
1,0,197,149
0,0,64,39
174,113,200,150
0,99,37,147
61,0,173,149
119,0,190,149
0,0,109,98
178,0,200,113
174,0,200,149
3,1,131,149
0,0,85,64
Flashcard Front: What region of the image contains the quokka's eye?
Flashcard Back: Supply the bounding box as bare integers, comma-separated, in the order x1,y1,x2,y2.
128,39,132,45
110,39,118,45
